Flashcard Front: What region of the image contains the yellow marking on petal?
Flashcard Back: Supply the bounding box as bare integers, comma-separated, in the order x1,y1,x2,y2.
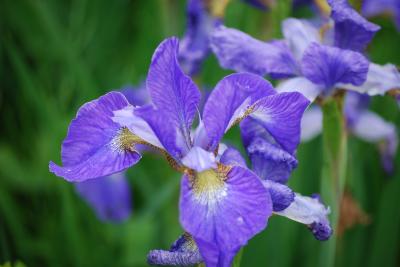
231,105,255,129
182,233,198,252
110,127,143,152
314,0,331,17
192,164,231,205
206,0,231,18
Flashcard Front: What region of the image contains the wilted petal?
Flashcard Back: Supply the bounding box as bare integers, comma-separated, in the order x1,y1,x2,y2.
210,26,298,78
246,137,298,183
49,92,141,182
219,147,247,167
75,172,131,222
250,92,310,154
328,0,380,51
262,180,295,211
282,18,321,61
275,193,332,240
301,106,322,142
147,233,203,266
147,37,201,155
340,63,400,96
351,110,398,174
301,42,369,91
203,73,275,151
181,146,217,172
276,77,323,102
180,165,272,267
179,0,222,75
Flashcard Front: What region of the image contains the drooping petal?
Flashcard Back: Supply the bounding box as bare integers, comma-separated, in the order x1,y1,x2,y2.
275,193,332,240
339,63,400,96
147,37,201,155
210,26,299,78
249,92,310,154
202,73,275,151
301,106,323,142
180,165,272,267
282,18,321,61
262,180,295,211
75,172,131,222
246,137,298,183
351,110,398,174
276,77,323,102
301,42,369,91
219,147,247,167
179,0,222,75
147,233,203,266
49,92,141,182
181,146,217,172
328,0,380,51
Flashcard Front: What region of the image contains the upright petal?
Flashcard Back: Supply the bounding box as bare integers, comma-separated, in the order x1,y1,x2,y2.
49,92,141,182
181,146,217,172
210,26,299,78
246,137,298,183
249,92,310,154
202,73,275,151
301,42,369,91
219,147,247,167
275,193,332,240
301,106,323,142
180,165,272,267
282,18,321,61
120,83,149,106
340,63,400,96
328,0,380,51
75,172,131,222
147,37,201,155
179,0,222,75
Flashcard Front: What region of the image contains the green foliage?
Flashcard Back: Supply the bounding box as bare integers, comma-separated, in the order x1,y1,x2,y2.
0,0,399,266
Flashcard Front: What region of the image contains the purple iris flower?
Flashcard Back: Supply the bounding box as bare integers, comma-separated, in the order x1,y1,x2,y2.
362,0,400,31
179,0,222,76
210,0,400,101
75,172,131,222
241,0,313,10
50,36,311,266
301,92,399,174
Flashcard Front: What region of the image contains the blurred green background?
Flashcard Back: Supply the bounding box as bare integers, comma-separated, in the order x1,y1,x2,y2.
0,0,399,266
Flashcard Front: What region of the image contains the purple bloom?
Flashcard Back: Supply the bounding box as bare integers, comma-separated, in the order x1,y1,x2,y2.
120,83,149,106
362,0,400,31
210,1,397,101
179,0,222,76
301,92,399,174
75,172,131,222
50,37,310,266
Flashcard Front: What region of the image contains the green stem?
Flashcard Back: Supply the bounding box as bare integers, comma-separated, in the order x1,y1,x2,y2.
319,95,348,267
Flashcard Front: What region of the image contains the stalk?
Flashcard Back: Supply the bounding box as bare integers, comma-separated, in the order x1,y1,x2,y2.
319,94,348,267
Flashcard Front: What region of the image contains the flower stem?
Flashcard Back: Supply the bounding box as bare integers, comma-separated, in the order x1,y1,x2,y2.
319,94,348,267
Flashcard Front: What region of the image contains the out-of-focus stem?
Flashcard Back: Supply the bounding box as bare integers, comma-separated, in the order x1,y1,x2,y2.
319,94,348,267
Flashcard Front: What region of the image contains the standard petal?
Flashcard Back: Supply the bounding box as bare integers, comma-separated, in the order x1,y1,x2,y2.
262,180,295,211
219,147,247,167
203,73,275,151
301,106,323,142
275,193,332,240
180,165,272,267
282,18,321,61
147,233,203,266
179,0,222,75
75,172,131,222
181,146,217,172
120,83,149,106
147,37,201,155
246,137,298,183
210,26,299,78
301,42,369,90
49,92,141,182
249,92,310,154
339,63,400,96
328,0,380,51
276,77,323,102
